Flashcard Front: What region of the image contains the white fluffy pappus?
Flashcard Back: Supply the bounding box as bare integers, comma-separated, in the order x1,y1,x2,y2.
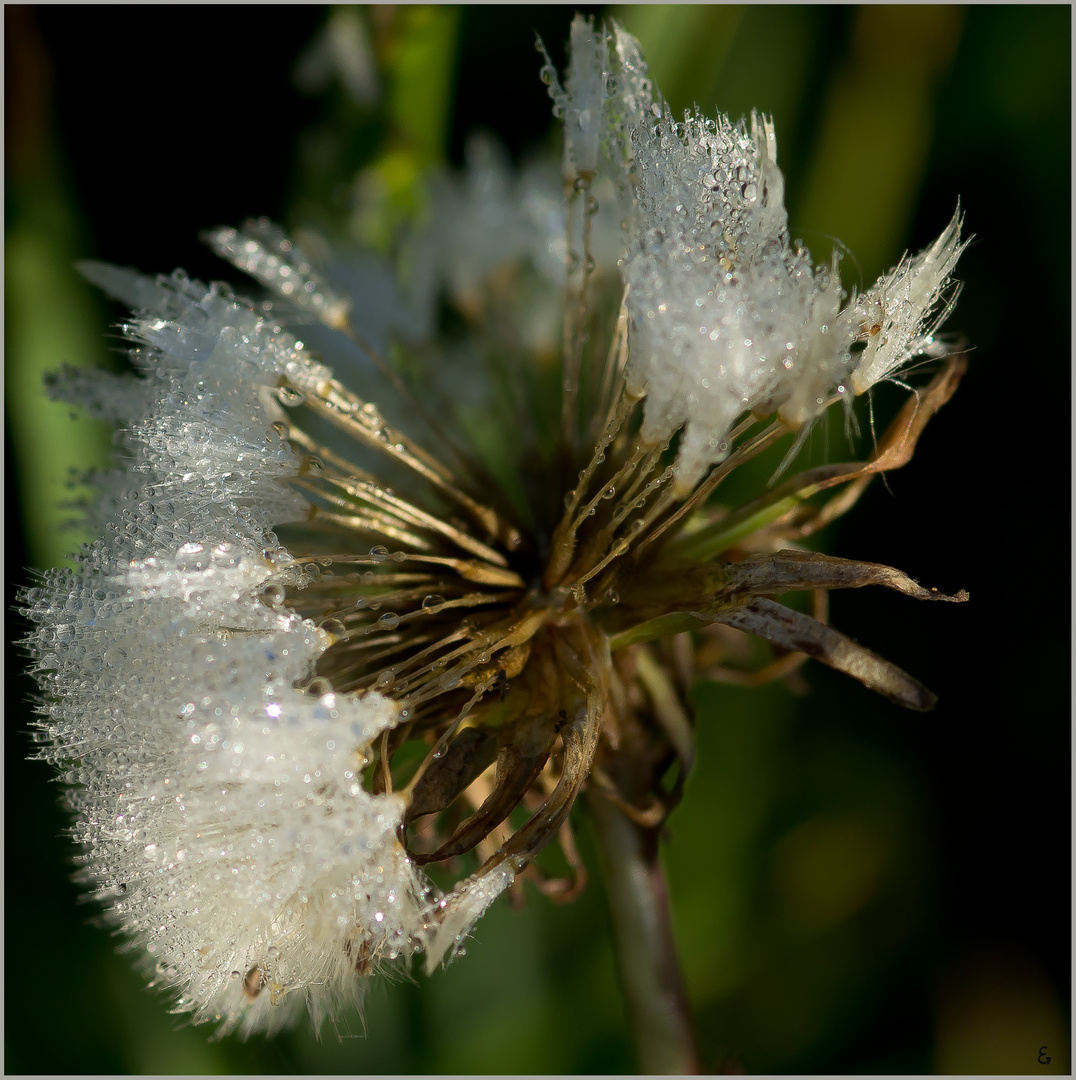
21,267,479,1037
542,19,967,495
846,208,969,395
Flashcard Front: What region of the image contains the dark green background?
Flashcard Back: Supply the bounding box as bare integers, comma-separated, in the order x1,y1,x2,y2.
6,6,1070,1073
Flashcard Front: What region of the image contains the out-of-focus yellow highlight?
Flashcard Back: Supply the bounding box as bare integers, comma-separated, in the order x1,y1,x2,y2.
934,952,1070,1074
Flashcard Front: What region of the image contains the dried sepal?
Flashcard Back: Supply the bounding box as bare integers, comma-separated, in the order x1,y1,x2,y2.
717,550,969,604
404,726,500,823
702,597,938,711
408,697,560,864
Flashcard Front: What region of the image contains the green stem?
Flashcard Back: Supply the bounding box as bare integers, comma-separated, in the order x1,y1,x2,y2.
607,612,707,653
588,790,701,1074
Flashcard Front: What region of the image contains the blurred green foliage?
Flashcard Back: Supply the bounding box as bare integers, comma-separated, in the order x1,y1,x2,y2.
6,5,1069,1074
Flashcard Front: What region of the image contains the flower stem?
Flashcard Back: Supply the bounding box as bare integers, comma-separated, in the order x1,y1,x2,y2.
587,789,701,1074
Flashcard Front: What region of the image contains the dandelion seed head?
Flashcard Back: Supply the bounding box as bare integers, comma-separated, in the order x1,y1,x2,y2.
21,14,968,1042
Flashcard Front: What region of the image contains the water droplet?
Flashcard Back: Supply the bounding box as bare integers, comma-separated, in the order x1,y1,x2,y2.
601,485,616,499
262,583,286,607
422,595,445,610
378,613,400,630
369,546,389,561
564,490,577,508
